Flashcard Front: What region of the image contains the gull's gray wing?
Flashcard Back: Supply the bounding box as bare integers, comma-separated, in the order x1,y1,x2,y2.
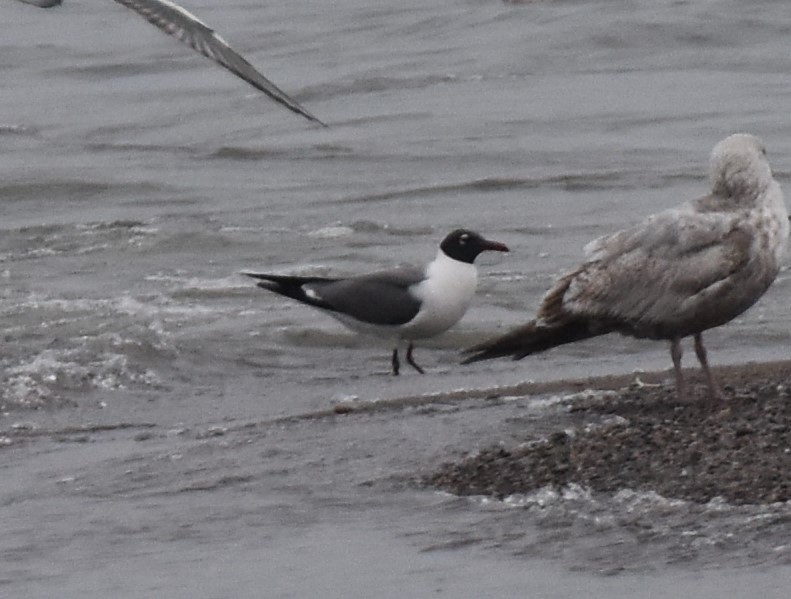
309,267,426,326
111,0,325,126
544,204,766,337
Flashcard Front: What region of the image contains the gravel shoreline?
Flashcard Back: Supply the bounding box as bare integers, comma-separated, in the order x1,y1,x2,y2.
427,360,791,505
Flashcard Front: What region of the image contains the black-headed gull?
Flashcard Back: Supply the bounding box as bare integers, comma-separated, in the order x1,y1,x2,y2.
247,230,509,375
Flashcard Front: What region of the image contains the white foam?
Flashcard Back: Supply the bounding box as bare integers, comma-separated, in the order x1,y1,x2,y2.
1,292,176,409
308,225,355,239
113,294,215,319
2,346,161,409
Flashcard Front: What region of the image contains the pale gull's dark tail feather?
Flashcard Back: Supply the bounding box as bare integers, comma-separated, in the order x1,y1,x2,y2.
461,319,596,364
111,0,326,126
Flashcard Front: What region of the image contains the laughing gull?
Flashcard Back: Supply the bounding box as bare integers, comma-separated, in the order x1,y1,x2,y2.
15,0,324,125
464,134,789,401
246,230,509,375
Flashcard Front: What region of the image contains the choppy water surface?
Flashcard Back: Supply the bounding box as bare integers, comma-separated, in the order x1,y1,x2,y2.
3,0,791,596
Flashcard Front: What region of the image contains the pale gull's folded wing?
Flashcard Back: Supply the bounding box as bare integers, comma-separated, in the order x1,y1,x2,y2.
555,205,763,337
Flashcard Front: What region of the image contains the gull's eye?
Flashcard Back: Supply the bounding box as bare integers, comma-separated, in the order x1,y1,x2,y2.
459,233,470,245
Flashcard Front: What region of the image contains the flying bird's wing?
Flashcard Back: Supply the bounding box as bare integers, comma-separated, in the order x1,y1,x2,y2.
111,0,325,126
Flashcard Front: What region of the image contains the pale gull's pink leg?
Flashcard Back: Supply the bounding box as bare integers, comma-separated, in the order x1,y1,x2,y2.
694,333,722,400
670,338,686,401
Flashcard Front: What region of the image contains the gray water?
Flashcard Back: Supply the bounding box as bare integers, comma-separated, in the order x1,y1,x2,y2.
3,0,791,596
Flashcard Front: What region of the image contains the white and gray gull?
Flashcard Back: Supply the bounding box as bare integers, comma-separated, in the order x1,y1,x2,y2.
463,134,789,401
246,230,509,375
14,0,323,125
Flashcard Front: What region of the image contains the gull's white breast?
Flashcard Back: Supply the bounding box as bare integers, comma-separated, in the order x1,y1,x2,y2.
401,252,478,340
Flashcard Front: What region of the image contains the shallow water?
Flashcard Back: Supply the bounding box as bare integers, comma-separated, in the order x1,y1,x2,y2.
3,0,791,596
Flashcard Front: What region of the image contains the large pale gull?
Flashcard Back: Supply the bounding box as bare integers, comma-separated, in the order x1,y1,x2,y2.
463,134,789,401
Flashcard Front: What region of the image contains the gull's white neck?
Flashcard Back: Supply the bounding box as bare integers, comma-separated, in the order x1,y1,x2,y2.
401,249,479,339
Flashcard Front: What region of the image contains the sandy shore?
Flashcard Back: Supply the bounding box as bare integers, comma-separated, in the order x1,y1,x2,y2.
426,360,791,505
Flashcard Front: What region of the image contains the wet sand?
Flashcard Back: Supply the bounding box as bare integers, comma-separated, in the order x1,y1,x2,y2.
427,360,791,505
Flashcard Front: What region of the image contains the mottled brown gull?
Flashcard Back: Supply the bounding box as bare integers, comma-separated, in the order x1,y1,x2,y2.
463,134,789,400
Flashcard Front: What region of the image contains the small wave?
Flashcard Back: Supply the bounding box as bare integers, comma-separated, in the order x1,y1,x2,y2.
0,124,40,137
1,345,162,412
112,294,217,320
209,143,355,162
0,291,191,411
328,172,653,206
280,326,365,349
463,482,791,570
0,180,110,204
85,142,201,159
76,220,152,232
165,276,253,300
308,225,355,239
51,58,186,80
305,220,422,239
2,219,158,263
298,73,459,103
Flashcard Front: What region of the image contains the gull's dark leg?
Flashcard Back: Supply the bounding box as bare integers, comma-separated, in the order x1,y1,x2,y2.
670,338,686,401
694,333,722,400
405,342,425,374
391,348,400,376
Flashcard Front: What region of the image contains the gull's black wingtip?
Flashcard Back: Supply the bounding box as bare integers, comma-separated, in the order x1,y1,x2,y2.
241,272,281,293
242,272,265,280
289,105,327,128
309,114,329,128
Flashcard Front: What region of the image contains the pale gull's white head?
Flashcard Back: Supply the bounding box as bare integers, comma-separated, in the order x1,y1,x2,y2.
709,133,774,201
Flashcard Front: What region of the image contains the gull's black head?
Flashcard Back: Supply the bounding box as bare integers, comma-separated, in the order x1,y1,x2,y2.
439,229,509,264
